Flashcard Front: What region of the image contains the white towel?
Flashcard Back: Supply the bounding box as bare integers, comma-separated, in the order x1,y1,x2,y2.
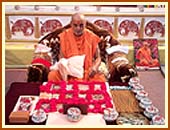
106,45,129,55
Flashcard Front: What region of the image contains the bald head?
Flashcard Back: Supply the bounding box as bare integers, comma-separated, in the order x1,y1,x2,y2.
71,13,86,36
143,41,149,47
71,13,86,22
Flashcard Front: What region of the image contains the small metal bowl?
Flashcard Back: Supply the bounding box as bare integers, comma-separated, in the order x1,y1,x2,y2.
67,107,82,122
31,109,47,123
103,108,119,121
151,114,165,125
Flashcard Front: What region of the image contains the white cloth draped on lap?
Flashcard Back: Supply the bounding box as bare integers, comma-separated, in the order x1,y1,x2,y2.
50,55,85,80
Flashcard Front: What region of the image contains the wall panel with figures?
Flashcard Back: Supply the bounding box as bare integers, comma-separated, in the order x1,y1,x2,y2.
143,17,165,40
39,16,70,38
117,17,142,40
8,16,35,40
86,16,114,34
5,5,165,68
5,15,165,45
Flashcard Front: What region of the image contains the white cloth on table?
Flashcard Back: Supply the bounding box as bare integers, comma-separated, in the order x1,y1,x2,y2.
46,112,106,126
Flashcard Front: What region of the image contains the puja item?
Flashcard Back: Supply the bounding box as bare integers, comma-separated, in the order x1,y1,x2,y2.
129,77,140,86
65,93,73,99
136,90,148,100
12,96,39,115
41,103,51,110
66,84,73,90
144,105,159,119
18,97,32,111
78,93,87,99
18,101,31,112
110,85,131,90
103,108,119,125
78,84,89,91
39,92,52,99
50,84,60,91
89,104,95,109
9,111,30,123
101,104,106,109
94,84,102,91
31,109,47,123
35,98,57,113
56,104,63,111
131,84,144,93
38,81,113,114
151,114,165,125
92,94,104,100
67,107,82,122
116,113,150,125
139,97,152,109
63,104,88,114
42,82,48,85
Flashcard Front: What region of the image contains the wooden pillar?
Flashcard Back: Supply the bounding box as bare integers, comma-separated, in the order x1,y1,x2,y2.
113,17,118,39
5,16,11,40
139,17,145,38
34,17,40,39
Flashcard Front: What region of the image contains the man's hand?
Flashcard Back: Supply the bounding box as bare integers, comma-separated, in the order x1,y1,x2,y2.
89,66,97,78
89,45,101,78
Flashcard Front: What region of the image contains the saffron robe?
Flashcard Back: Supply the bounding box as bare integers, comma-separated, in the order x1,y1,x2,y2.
48,28,106,82
136,46,159,67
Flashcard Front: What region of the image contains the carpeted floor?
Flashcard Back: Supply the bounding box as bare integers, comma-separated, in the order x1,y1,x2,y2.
5,69,27,94
137,70,165,117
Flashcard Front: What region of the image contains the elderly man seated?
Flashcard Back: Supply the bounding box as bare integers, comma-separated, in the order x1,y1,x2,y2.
48,13,106,82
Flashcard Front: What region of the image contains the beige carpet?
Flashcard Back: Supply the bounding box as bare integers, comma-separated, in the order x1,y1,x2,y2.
137,70,165,117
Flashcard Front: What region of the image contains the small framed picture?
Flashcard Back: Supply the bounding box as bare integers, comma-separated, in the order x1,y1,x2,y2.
133,39,160,70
